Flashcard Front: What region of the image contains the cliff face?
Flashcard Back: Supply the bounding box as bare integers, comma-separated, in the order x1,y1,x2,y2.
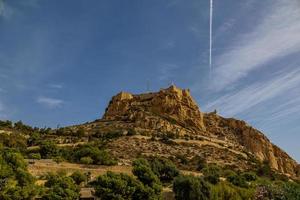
203,113,298,176
103,85,206,135
98,85,299,177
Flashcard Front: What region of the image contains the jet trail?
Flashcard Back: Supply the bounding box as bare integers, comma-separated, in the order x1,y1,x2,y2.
209,0,213,78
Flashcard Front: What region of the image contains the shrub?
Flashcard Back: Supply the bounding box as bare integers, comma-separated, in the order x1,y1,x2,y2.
74,145,117,165
80,156,93,164
42,173,80,200
132,158,162,196
94,171,160,200
173,175,210,200
210,182,255,200
241,172,257,182
0,148,38,199
176,154,188,165
202,165,221,184
29,153,41,160
227,174,248,188
149,157,180,182
70,171,87,185
39,141,59,159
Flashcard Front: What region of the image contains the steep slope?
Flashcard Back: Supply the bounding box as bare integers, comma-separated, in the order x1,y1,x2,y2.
74,85,299,177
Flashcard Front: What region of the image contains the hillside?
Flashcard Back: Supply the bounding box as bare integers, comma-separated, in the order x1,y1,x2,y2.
69,85,299,178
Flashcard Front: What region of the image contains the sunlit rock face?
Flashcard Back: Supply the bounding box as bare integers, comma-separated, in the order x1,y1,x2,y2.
103,85,206,136
97,85,299,177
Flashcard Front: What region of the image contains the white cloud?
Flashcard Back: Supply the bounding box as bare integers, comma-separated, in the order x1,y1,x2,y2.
204,68,300,117
212,0,300,90
37,96,64,108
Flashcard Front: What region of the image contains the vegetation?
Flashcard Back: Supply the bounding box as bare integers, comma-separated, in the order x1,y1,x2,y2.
173,175,210,200
148,157,180,183
93,171,160,200
132,158,162,197
42,172,80,200
70,171,88,185
201,164,221,184
0,146,38,200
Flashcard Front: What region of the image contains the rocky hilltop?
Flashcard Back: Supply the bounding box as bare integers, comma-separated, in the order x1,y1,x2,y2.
76,85,299,177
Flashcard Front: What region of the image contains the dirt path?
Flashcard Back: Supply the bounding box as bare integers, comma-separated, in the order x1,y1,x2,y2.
28,159,132,178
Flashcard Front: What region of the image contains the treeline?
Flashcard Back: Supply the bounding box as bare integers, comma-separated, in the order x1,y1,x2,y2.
1,143,300,200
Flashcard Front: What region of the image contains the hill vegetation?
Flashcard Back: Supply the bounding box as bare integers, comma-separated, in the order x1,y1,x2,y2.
0,85,299,199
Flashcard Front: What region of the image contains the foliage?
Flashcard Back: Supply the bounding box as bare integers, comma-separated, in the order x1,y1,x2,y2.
201,165,221,184
227,173,248,188
94,171,160,200
0,147,38,200
241,171,257,182
256,160,275,179
0,132,27,151
173,175,210,200
80,156,93,164
0,120,13,128
132,158,162,197
210,182,254,200
28,153,41,160
70,171,88,185
39,140,59,159
42,173,80,200
148,157,180,182
73,144,117,165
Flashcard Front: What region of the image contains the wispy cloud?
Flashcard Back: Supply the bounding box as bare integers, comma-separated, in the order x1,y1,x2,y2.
212,0,300,90
37,96,64,108
204,68,300,117
48,84,63,89
0,0,14,19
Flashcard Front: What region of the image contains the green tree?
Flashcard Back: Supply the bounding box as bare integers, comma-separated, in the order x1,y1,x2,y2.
42,173,80,200
132,158,162,198
173,175,210,200
0,148,38,200
39,140,59,158
149,157,179,182
70,171,87,185
94,171,160,200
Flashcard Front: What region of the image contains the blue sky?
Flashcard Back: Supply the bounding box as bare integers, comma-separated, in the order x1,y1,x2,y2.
0,0,299,162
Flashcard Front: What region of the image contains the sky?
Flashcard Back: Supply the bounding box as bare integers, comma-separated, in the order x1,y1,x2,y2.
0,0,299,162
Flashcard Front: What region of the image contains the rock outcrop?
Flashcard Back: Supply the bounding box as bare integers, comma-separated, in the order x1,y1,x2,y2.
103,85,206,135
84,85,299,177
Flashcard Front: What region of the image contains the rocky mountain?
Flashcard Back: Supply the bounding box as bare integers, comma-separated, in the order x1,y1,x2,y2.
74,85,299,178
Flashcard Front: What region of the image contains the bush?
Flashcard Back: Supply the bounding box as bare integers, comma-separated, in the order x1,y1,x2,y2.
94,171,160,200
149,157,180,182
42,173,80,200
29,153,41,160
210,182,255,200
173,175,210,200
73,145,117,165
70,171,87,185
241,172,257,182
202,165,221,184
132,158,162,196
227,174,248,188
39,141,59,159
0,148,38,199
80,156,93,164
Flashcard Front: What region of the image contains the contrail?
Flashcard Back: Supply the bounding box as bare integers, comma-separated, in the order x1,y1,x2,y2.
209,0,213,78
